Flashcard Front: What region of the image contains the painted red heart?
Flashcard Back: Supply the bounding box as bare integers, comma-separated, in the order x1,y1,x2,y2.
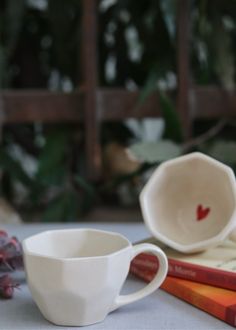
197,204,210,221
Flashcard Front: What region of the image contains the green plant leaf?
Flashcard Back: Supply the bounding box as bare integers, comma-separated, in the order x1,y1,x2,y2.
42,191,78,222
5,0,25,55
38,166,67,186
48,0,80,81
36,130,68,184
0,46,8,88
203,140,236,165
128,140,181,164
159,0,176,41
74,175,97,214
138,71,158,105
159,91,183,143
0,149,32,187
29,167,67,206
74,175,95,197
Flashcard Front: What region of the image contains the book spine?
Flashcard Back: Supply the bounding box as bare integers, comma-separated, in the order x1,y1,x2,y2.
131,253,236,291
130,264,236,327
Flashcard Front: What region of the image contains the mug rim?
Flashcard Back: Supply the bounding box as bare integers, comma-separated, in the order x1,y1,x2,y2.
23,228,131,261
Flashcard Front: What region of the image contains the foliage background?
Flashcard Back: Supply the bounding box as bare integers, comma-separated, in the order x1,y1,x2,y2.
0,0,236,221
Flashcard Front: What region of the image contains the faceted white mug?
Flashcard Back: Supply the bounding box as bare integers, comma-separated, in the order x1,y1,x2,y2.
23,228,168,326
140,152,236,253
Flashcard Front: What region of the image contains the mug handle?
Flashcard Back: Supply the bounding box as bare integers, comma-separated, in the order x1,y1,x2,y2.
110,243,168,312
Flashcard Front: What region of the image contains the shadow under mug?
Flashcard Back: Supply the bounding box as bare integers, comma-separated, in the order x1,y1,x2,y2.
23,228,168,326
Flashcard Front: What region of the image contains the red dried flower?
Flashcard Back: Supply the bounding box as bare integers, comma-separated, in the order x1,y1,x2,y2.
0,274,19,299
0,230,23,299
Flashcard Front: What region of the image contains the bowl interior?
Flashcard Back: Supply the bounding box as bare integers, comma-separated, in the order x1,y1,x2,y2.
145,158,236,245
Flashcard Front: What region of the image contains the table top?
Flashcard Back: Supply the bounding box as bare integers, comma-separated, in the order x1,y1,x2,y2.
0,222,234,330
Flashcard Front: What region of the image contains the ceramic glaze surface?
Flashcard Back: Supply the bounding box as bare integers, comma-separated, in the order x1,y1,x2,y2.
23,229,168,326
140,153,236,253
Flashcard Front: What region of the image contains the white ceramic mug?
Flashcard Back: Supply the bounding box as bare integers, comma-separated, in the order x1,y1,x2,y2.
140,152,236,253
23,228,168,326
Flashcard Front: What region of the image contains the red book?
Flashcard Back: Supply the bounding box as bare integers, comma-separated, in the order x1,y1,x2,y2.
132,237,236,291
130,264,236,327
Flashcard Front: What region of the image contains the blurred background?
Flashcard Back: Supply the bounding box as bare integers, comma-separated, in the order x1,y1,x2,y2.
0,0,236,223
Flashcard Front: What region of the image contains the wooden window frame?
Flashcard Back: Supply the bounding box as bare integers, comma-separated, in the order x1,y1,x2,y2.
0,0,235,179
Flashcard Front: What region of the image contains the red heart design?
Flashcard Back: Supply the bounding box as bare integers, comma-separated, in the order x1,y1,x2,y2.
197,204,210,221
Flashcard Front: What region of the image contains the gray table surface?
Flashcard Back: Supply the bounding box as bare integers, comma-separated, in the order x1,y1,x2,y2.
0,222,234,330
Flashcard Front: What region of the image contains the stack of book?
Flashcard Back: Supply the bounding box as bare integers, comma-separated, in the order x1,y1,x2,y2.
130,237,236,327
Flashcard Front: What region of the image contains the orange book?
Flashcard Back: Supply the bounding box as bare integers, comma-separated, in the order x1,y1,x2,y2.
130,264,236,327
